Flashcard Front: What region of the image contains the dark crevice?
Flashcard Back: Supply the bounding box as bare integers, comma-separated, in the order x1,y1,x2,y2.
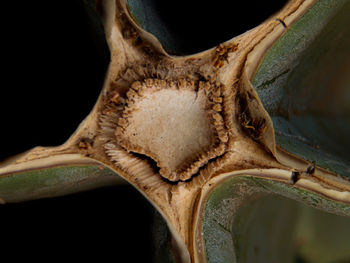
0,185,154,262
129,151,190,185
130,150,224,185
294,255,308,263
130,151,161,175
128,0,289,55
0,1,110,161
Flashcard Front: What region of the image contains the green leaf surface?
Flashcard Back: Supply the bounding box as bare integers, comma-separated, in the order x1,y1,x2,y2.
251,0,350,178
0,165,124,203
202,176,350,263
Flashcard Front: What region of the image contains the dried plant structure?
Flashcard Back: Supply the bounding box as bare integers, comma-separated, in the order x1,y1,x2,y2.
1,0,350,262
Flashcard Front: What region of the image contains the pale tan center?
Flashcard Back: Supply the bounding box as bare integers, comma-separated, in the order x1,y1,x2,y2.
121,88,213,179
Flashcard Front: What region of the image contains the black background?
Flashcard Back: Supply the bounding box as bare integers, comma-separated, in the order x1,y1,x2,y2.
0,1,288,262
